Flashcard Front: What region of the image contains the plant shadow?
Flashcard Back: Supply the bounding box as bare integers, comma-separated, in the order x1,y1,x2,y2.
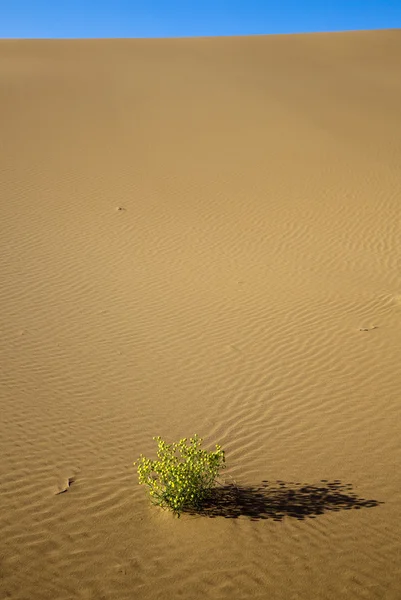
185,480,382,521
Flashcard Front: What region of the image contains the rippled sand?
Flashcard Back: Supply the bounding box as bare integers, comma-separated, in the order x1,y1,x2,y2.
1,29,401,599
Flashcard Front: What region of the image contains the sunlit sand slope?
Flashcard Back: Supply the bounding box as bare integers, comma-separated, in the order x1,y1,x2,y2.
1,29,401,600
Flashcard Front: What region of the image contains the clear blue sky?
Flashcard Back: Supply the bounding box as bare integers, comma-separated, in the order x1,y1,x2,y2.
1,0,400,39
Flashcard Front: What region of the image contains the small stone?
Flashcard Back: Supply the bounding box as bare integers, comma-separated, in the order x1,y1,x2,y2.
55,477,74,495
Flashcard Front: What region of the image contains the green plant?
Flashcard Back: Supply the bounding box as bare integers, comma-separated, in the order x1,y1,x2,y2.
135,435,225,516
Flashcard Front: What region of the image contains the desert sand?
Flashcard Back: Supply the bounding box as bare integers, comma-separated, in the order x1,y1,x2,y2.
1,29,401,599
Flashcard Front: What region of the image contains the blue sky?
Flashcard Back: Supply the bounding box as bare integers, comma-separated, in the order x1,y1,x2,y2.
1,0,400,39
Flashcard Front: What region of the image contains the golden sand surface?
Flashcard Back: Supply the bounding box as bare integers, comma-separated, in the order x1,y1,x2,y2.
1,29,401,599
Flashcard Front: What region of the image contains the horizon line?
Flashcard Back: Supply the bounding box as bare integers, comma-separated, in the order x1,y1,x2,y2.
1,26,399,42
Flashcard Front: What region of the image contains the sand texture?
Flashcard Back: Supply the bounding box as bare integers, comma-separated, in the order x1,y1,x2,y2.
1,29,401,599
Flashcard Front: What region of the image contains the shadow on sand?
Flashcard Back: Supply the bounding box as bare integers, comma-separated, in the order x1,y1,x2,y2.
185,480,382,521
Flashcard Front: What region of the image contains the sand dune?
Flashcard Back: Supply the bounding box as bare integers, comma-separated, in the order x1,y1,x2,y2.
1,29,401,599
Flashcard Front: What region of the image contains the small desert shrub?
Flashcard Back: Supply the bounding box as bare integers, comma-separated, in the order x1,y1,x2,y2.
135,435,225,516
